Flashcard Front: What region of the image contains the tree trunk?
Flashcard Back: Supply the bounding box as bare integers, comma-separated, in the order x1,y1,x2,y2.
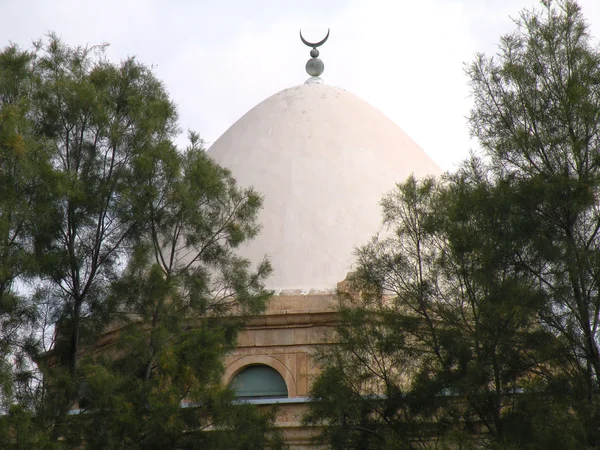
70,300,81,379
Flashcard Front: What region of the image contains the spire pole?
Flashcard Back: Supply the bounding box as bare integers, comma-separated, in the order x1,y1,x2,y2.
299,29,329,84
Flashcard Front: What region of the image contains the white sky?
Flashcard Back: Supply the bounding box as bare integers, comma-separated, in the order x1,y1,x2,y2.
1,0,599,171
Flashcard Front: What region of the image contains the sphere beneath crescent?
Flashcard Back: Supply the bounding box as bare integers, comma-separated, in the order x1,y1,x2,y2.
305,58,324,77
208,83,441,293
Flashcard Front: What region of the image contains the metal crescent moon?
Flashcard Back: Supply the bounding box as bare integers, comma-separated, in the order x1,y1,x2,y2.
299,28,330,48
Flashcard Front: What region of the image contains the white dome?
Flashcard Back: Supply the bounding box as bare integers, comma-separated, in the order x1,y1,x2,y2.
208,83,441,292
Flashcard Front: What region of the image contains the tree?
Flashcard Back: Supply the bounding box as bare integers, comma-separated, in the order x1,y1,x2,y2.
307,1,600,448
468,0,600,443
30,36,180,384
0,37,280,449
0,44,57,447
306,175,556,449
72,134,275,449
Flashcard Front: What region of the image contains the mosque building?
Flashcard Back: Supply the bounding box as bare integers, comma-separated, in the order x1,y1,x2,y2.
212,31,441,448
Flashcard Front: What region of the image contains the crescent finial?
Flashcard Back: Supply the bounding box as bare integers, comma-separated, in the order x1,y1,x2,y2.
299,29,330,48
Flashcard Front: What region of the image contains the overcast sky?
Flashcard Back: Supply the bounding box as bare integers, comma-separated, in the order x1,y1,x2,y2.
1,0,599,171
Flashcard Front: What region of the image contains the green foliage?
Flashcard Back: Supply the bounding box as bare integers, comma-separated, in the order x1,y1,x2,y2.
307,176,554,449
0,36,278,448
0,43,56,432
307,1,600,448
467,0,600,443
31,36,181,383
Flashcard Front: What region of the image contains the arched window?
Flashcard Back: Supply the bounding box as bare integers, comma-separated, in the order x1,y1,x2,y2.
230,365,288,399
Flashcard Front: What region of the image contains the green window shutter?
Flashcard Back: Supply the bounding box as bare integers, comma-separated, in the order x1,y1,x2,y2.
231,365,288,398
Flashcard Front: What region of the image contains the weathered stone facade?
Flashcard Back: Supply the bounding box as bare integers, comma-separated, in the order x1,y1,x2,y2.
223,290,340,449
